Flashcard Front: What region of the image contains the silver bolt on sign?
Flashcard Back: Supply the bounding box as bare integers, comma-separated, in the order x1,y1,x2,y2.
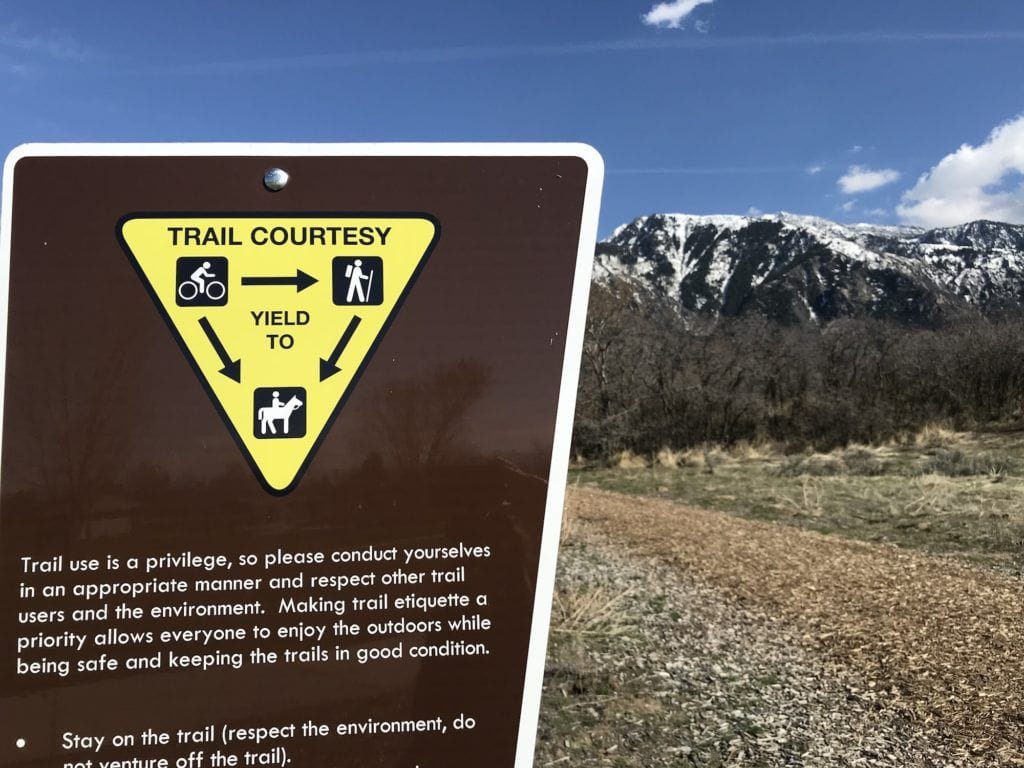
263,167,289,191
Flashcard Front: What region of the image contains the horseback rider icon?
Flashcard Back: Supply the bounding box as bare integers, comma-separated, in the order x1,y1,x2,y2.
254,387,306,438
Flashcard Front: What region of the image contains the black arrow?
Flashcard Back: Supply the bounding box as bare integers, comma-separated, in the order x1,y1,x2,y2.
198,317,242,383
320,315,362,381
241,269,318,292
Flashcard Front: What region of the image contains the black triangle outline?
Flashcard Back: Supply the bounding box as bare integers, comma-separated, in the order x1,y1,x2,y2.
117,211,441,496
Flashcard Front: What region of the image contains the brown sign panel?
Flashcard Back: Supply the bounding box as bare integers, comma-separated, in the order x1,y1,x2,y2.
0,144,602,768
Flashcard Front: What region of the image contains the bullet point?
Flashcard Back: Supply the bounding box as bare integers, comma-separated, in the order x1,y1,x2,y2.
15,738,26,748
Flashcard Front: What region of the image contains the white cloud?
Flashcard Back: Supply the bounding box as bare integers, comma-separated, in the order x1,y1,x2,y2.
897,115,1024,228
806,164,824,176
643,0,714,29
746,206,763,216
838,166,901,194
840,200,857,213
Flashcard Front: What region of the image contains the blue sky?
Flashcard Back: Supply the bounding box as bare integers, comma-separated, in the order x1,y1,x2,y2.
2,0,1024,236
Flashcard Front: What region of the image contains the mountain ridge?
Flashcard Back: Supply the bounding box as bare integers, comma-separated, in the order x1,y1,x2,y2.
594,213,1024,325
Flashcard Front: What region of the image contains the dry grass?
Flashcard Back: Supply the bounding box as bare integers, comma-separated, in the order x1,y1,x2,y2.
559,512,579,548
774,476,827,517
728,439,777,461
677,446,707,469
653,441,778,471
654,446,683,468
574,430,1024,572
551,513,635,636
915,422,960,448
612,449,648,469
550,584,634,636
679,444,734,472
600,427,976,475
891,421,962,449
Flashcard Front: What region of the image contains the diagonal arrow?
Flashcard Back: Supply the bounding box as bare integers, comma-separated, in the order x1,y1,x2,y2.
241,269,317,292
198,317,242,383
319,315,362,381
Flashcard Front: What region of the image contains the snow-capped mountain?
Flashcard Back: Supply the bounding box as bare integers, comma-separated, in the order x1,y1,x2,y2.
594,213,1024,324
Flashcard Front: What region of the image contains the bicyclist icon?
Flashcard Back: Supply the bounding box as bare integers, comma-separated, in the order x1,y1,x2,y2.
176,257,229,307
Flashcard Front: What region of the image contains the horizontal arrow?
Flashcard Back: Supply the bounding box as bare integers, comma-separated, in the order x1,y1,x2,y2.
241,269,318,292
320,315,362,381
198,317,242,383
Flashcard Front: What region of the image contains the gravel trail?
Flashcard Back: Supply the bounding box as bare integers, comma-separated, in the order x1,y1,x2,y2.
536,487,1024,767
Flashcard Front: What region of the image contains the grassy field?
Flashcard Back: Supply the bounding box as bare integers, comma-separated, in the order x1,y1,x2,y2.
569,428,1024,575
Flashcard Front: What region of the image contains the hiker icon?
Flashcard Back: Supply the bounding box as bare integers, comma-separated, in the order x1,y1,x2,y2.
333,256,383,306
176,257,228,306
254,387,306,438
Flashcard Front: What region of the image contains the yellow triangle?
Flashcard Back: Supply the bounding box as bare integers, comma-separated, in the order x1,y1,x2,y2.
119,214,439,494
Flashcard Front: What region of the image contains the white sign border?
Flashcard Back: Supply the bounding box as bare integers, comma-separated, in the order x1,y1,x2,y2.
0,142,603,768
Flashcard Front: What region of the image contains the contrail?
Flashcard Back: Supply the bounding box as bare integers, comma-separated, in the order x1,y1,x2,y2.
166,30,1024,75
608,166,799,176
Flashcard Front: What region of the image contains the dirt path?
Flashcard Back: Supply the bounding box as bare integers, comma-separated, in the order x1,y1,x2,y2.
539,486,1024,766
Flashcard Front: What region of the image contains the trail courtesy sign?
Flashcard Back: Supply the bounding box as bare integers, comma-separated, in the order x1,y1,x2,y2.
0,145,602,768
119,214,439,493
